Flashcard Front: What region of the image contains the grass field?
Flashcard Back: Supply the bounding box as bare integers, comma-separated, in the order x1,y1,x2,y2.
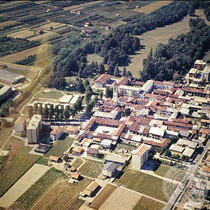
44,137,74,158
126,14,192,78
0,44,51,63
133,196,165,210
36,156,49,166
133,1,172,14
7,29,35,39
36,89,64,99
89,184,117,210
28,31,59,42
87,54,103,64
0,127,13,148
72,158,83,169
32,22,66,31
154,163,186,182
117,169,168,202
78,160,103,178
4,67,38,80
10,168,63,210
0,21,16,28
29,176,91,210
0,152,40,197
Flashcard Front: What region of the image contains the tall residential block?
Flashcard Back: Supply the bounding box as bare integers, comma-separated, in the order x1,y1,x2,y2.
14,116,26,133
27,115,42,144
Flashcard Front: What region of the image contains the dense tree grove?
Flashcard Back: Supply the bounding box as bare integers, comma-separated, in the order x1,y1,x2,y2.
50,1,209,88
141,19,210,81
115,1,204,36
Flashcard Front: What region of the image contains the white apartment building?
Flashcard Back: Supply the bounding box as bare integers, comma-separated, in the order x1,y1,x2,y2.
27,115,42,144
132,143,151,170
14,116,26,133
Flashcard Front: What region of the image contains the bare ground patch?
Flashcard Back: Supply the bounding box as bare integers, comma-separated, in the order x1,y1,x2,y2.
99,187,141,210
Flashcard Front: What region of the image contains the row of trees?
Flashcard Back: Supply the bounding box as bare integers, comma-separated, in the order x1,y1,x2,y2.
0,99,13,117
141,18,210,81
27,96,83,120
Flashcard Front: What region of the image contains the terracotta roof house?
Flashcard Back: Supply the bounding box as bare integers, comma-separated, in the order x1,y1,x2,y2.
95,74,111,87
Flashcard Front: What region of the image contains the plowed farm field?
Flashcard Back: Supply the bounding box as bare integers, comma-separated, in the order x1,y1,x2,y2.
89,184,117,210
30,178,91,210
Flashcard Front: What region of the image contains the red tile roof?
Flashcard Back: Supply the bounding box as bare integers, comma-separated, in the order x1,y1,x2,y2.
95,74,110,84
117,77,129,86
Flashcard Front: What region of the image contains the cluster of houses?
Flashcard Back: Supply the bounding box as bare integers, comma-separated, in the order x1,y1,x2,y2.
13,60,210,174
73,60,210,167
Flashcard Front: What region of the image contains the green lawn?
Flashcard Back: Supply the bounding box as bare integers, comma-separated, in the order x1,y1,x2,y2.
154,163,186,182
10,168,63,210
36,90,64,99
133,196,165,210
72,158,83,169
78,160,103,178
44,137,74,158
87,54,103,64
117,169,168,202
36,156,49,166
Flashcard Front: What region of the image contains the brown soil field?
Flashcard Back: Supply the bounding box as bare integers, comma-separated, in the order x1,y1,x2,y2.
99,187,141,210
89,184,117,210
0,21,16,28
30,178,91,210
126,14,192,78
0,164,49,208
133,1,172,14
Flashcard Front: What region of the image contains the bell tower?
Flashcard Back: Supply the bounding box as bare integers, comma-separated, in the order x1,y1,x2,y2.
113,82,118,103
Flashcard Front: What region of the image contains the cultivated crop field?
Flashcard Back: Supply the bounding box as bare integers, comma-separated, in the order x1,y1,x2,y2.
133,1,172,14
0,164,49,208
72,158,84,169
89,184,117,210
0,44,51,63
28,31,59,41
8,29,35,39
10,168,63,210
78,160,103,178
117,169,168,202
44,137,74,158
0,20,16,28
100,187,141,210
30,177,91,210
0,152,40,197
133,196,165,210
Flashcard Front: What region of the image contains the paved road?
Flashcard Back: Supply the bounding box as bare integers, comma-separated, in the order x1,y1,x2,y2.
165,140,210,210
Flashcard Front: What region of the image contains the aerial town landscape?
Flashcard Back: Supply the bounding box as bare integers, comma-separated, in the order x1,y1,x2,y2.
1,1,210,210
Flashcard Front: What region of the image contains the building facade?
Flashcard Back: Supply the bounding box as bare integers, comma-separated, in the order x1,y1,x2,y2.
27,115,42,144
